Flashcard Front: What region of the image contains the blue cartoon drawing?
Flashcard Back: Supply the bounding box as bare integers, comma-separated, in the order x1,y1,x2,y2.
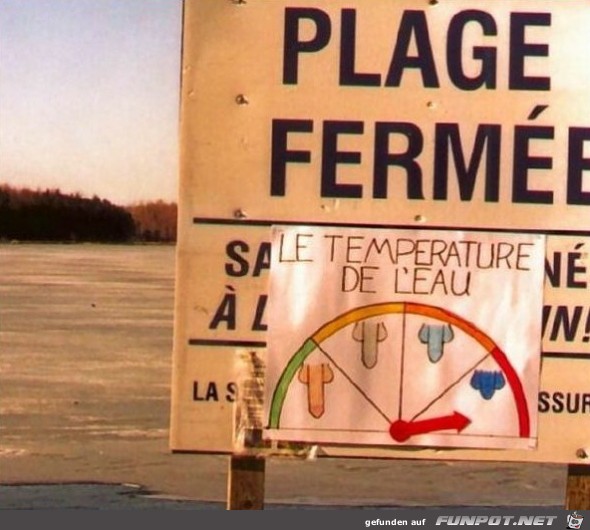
470,370,506,400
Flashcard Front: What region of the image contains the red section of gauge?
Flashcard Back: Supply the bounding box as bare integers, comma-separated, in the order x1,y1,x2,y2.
489,346,530,437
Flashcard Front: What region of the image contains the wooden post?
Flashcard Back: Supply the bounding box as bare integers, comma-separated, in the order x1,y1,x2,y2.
565,465,590,510
227,455,266,510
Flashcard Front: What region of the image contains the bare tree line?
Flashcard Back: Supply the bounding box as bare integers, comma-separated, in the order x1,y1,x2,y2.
0,185,177,243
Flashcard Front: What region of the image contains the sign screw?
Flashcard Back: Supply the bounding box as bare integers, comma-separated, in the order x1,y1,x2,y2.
234,209,248,219
576,448,588,459
235,94,249,105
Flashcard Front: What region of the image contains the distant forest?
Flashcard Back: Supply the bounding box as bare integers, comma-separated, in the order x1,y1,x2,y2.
0,185,177,243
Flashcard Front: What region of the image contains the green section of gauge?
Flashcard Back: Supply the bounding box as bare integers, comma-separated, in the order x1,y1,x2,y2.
267,338,317,428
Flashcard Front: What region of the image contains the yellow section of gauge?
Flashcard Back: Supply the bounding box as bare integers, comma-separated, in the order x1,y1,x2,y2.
312,302,495,353
312,302,405,343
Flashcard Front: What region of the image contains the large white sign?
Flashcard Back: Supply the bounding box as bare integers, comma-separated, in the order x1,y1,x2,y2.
171,0,590,465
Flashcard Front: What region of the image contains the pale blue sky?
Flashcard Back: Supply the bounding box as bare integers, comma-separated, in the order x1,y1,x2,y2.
0,0,182,204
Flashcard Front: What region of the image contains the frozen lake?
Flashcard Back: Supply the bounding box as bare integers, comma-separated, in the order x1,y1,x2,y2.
1,244,175,447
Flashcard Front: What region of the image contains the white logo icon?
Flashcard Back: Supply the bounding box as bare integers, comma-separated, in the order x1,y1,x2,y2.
567,512,584,530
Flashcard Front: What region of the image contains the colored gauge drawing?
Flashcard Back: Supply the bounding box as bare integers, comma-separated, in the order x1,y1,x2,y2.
266,301,530,445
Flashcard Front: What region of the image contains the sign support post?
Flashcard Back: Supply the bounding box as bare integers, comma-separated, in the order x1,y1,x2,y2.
566,465,590,510
227,455,266,510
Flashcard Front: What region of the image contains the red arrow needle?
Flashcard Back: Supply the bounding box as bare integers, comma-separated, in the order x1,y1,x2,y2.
389,412,471,442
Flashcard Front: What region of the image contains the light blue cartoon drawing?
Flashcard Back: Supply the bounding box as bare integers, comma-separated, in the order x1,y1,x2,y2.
418,324,454,363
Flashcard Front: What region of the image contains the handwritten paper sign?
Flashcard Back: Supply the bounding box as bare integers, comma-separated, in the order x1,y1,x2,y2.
264,226,546,450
